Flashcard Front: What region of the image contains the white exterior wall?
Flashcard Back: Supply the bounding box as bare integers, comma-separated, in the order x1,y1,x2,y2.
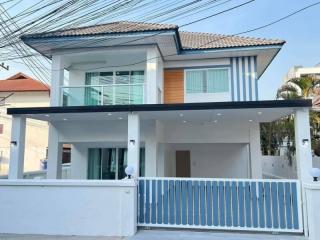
63,51,261,107
63,47,161,105
166,143,249,178
249,122,262,178
0,180,137,236
146,47,163,104
47,123,63,179
127,113,140,178
67,70,86,106
304,183,320,240
51,55,64,106
70,144,88,179
164,121,251,143
51,119,257,179
261,155,320,179
145,120,164,177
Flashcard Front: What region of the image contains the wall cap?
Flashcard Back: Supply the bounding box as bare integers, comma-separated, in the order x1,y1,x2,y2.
0,179,137,187
304,183,320,190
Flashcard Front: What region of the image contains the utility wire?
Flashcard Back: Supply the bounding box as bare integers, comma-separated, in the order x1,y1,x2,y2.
2,1,319,74
49,0,320,71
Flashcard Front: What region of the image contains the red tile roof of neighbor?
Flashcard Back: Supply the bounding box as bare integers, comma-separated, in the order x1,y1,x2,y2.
0,72,50,92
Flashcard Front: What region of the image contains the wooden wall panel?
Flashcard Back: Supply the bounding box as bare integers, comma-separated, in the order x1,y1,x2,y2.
164,69,184,103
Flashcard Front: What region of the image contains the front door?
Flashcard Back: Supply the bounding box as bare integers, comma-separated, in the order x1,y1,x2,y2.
176,150,190,177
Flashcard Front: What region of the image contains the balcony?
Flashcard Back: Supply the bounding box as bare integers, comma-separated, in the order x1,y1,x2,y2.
62,84,144,106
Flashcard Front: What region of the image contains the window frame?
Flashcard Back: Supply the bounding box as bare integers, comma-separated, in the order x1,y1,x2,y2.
86,70,145,86
184,67,231,95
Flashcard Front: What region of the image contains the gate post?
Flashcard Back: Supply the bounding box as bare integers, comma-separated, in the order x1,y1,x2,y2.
294,108,313,236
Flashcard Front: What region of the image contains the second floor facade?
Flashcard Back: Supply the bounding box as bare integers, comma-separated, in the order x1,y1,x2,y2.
21,21,285,107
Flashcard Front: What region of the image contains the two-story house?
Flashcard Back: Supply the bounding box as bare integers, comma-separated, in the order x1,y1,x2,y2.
0,22,314,238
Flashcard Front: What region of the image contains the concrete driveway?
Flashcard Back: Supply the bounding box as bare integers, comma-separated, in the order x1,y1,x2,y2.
129,229,307,240
0,235,122,240
0,230,307,240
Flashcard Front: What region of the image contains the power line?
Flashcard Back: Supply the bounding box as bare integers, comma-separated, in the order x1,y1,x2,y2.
37,0,320,71
1,0,251,58
0,62,9,70
1,0,319,74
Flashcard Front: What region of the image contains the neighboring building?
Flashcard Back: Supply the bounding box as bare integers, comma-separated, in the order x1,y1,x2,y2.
283,64,320,82
282,64,320,110
0,72,50,175
0,22,315,238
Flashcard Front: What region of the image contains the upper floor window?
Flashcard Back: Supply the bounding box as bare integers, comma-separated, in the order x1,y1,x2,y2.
82,71,144,105
86,71,144,85
185,68,229,94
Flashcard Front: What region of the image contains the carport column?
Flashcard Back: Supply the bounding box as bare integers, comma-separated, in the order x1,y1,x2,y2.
8,116,26,179
249,122,262,178
47,123,63,179
294,108,312,183
50,55,64,106
127,113,140,178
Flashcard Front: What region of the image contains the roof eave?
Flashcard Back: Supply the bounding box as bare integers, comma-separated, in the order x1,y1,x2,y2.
21,28,180,59
180,42,285,53
7,99,312,116
20,28,179,41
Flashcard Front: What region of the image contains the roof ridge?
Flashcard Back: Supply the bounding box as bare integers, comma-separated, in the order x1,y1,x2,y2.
21,21,178,39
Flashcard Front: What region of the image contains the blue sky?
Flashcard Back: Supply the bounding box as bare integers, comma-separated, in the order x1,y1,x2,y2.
0,0,319,100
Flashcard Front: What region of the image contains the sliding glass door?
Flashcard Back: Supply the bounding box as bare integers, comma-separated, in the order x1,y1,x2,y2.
88,148,145,179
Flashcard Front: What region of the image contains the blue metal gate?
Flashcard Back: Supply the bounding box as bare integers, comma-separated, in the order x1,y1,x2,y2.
138,177,303,233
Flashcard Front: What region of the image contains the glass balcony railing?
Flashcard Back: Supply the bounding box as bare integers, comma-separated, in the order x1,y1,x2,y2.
62,84,144,106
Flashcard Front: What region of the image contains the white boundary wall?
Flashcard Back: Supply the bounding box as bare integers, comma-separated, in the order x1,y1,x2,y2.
0,180,137,236
262,156,320,179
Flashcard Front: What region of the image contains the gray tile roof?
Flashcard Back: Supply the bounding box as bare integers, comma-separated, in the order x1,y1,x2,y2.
179,31,285,50
22,21,285,49
23,21,178,38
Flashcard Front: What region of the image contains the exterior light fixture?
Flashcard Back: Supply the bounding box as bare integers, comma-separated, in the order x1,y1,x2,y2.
249,119,253,122
129,139,135,146
213,120,218,123
10,141,17,147
45,114,50,117
63,118,68,121
258,112,262,115
217,113,222,116
183,120,187,123
107,113,112,116
302,139,309,146
179,113,184,117
118,117,123,120
309,168,320,182
125,165,134,179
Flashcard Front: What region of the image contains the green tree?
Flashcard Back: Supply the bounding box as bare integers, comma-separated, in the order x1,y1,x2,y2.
261,76,320,165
